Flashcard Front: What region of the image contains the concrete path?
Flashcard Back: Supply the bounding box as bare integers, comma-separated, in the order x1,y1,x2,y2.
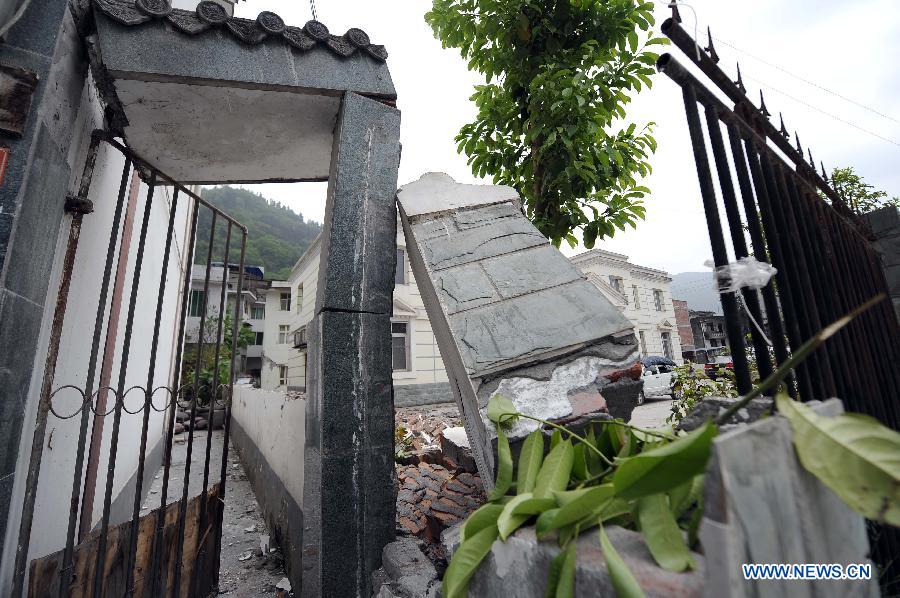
142,429,292,596
629,398,674,430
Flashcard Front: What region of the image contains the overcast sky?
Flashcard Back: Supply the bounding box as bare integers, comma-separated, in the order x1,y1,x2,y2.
230,0,900,275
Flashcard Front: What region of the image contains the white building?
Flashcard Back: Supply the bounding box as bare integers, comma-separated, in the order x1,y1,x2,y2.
569,249,682,363
260,227,680,404
184,263,266,378
260,228,451,405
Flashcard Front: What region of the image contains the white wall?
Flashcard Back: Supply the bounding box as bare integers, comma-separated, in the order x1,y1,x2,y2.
571,249,683,363
261,223,447,392
231,386,305,506
2,79,193,574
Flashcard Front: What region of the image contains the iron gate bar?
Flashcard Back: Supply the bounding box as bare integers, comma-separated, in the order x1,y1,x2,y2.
190,220,232,598
212,234,247,584
660,17,851,214
57,155,133,598
702,105,774,383
92,170,158,598
11,133,103,598
679,84,753,394
12,128,250,598
124,185,182,597
148,199,200,598
172,210,218,597
724,121,790,387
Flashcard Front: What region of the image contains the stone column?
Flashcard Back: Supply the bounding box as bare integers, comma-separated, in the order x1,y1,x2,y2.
301,91,401,598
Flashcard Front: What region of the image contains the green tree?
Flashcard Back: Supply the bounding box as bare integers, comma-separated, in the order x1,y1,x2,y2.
426,0,665,248
830,166,899,214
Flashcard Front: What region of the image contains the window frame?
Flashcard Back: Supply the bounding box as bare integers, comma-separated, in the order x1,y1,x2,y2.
395,247,407,285
632,285,640,309
254,331,264,345
188,289,206,318
638,330,647,356
278,324,290,344
251,304,265,320
391,320,411,372
653,289,663,312
279,291,291,311
278,365,288,387
296,283,303,314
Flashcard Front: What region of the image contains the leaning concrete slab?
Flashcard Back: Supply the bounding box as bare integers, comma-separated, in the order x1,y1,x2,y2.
397,173,641,488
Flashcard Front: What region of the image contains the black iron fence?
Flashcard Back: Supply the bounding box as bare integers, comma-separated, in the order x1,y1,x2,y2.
658,12,899,581
12,131,248,597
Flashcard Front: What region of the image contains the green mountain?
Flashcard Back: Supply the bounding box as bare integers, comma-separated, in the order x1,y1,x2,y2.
195,186,322,280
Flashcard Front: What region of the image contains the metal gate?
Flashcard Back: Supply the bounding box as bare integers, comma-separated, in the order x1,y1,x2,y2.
11,131,248,597
658,10,900,580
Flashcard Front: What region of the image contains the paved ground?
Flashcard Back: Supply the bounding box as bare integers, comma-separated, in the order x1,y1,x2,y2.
143,429,291,596
629,397,674,429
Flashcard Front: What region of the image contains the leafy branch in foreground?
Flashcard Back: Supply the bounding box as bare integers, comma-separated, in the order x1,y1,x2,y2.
444,294,900,597
425,0,666,248
444,394,715,598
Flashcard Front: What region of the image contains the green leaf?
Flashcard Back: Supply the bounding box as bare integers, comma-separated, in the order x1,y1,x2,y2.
489,426,513,500
488,394,518,424
545,485,615,532
461,503,504,542
556,542,577,598
443,524,499,598
599,525,645,598
572,444,589,480
613,421,717,499
776,393,900,526
498,493,533,541
536,508,561,537
544,547,566,598
635,494,696,571
518,430,544,494
534,439,574,499
550,429,563,450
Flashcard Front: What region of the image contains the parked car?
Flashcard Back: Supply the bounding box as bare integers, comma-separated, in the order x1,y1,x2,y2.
638,357,677,404
704,355,734,380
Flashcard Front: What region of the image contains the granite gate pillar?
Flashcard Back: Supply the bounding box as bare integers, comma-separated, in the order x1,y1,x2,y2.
301,91,401,598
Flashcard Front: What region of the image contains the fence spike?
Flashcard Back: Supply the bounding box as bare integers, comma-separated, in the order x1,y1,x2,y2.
668,1,682,23
794,131,803,154
821,161,828,181
778,112,789,139
734,62,747,93
807,147,815,168
705,27,720,63
759,90,771,117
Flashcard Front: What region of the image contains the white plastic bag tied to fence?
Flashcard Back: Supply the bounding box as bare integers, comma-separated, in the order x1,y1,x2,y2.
704,257,777,293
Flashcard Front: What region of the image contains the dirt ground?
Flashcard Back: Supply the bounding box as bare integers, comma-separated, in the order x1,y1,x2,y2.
143,429,291,596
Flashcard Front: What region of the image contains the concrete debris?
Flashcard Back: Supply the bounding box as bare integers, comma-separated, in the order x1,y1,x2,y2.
244,524,257,533
276,577,292,591
677,397,773,433
373,538,441,598
238,551,253,562
260,534,270,555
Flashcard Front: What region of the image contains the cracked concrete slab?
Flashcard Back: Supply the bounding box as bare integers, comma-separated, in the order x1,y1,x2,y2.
397,173,641,488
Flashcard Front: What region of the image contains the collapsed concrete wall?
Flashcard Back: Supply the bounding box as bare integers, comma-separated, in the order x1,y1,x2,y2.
397,173,642,489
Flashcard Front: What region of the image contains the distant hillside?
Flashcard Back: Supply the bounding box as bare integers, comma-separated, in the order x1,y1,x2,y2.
196,186,321,280
671,271,722,315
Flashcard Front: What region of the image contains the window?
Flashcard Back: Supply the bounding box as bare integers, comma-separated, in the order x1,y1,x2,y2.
632,285,640,309
391,321,410,371
280,292,291,311
638,331,647,356
278,325,290,344
661,332,673,359
608,276,624,294
251,304,265,320
293,326,307,347
296,283,303,313
279,365,288,387
395,248,407,285
254,331,264,345
188,290,206,318
653,289,663,311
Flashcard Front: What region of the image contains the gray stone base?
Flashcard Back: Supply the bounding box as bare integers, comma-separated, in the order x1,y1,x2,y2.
394,382,454,408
